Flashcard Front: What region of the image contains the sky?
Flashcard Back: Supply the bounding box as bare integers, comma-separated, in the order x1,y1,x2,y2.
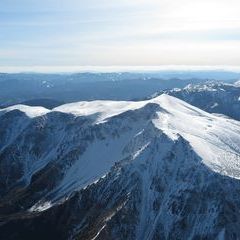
1,0,240,72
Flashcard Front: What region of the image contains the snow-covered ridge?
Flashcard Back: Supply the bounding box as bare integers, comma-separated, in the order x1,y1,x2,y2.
54,94,240,179
54,99,148,122
1,94,240,180
0,92,237,122
2,94,198,122
183,81,239,92
53,93,213,123
0,104,49,118
235,80,240,86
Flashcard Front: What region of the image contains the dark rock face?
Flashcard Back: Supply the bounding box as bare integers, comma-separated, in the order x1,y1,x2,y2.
0,103,160,214
1,135,240,240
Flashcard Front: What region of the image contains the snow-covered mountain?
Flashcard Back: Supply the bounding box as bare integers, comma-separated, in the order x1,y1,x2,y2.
157,81,240,120
0,94,240,239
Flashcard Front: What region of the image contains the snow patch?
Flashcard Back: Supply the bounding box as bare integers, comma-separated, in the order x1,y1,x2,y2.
29,201,52,212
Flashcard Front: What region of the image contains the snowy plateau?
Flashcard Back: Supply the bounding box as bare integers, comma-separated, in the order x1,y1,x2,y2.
0,93,240,239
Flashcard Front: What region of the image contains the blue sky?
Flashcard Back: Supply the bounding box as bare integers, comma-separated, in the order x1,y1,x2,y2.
1,0,240,71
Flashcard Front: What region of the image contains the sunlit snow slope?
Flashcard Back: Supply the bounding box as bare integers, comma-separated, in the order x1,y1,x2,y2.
55,94,240,178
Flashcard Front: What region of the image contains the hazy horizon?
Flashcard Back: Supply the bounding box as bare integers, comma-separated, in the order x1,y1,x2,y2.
1,65,240,74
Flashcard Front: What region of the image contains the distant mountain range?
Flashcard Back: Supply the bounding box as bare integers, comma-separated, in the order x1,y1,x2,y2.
0,71,238,107
18,99,65,109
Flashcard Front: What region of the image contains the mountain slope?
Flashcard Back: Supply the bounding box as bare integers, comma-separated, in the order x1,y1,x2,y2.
0,95,240,239
164,81,240,120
